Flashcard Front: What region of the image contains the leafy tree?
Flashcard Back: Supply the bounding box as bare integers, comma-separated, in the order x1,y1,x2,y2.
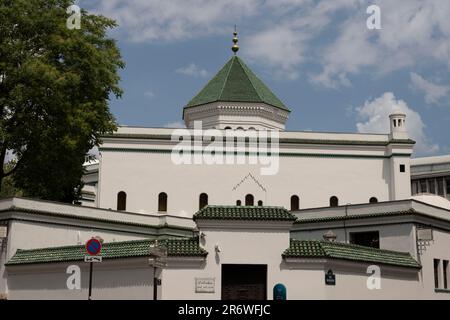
0,0,124,201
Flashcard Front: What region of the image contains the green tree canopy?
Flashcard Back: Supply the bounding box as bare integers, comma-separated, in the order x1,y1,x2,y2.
0,0,124,201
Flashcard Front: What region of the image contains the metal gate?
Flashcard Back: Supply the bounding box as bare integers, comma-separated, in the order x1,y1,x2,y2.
221,264,267,300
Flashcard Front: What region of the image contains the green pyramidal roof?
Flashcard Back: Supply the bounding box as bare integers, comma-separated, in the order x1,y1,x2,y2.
185,56,290,111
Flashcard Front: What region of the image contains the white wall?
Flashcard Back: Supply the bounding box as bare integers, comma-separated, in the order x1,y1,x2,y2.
6,224,450,300
7,259,154,300
417,228,450,299
7,221,150,261
99,151,397,217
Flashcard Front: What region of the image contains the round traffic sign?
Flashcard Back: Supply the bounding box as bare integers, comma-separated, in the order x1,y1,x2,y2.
85,238,102,256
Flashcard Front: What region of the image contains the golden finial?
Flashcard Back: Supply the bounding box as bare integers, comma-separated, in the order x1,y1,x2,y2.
232,25,239,55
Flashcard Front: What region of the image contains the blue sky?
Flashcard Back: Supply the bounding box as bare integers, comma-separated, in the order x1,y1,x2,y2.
81,0,450,157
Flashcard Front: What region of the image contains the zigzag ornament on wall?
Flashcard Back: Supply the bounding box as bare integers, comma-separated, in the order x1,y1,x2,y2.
232,173,267,192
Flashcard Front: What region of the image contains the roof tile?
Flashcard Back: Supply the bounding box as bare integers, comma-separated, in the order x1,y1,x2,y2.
185,56,289,111
283,240,421,269
194,205,297,221
7,238,207,266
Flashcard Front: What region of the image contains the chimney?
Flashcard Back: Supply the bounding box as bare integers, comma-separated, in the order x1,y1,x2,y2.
323,230,337,242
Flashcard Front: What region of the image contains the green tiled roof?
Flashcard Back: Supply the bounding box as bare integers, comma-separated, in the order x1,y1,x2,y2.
7,238,207,266
185,56,289,111
282,240,421,269
294,209,421,224
194,205,297,222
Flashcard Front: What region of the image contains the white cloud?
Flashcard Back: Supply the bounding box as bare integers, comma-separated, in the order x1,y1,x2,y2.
144,90,156,98
409,73,449,105
312,0,450,87
87,0,260,42
86,0,450,85
356,92,439,155
164,121,185,128
245,26,306,80
176,63,209,78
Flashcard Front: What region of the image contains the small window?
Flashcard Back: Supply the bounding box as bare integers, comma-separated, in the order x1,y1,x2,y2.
437,178,445,196
199,193,208,210
236,200,242,206
444,260,449,290
117,191,127,211
330,196,339,207
412,181,418,195
369,197,378,203
429,179,436,194
350,231,380,249
290,195,300,211
245,194,254,206
258,200,263,206
400,164,406,173
447,178,450,195
434,259,441,289
224,127,232,130
158,192,168,212
420,179,427,193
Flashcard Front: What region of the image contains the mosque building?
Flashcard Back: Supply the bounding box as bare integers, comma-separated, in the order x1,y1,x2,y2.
0,32,449,300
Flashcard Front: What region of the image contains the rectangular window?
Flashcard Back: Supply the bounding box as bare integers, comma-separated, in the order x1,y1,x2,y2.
400,164,406,173
446,178,450,195
420,180,427,193
429,179,436,194
437,178,445,196
434,259,441,289
412,181,418,195
444,260,449,290
350,231,380,249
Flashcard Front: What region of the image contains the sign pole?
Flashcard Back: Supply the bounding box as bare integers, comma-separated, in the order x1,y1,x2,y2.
88,261,93,300
149,241,167,301
84,237,103,301
153,265,157,301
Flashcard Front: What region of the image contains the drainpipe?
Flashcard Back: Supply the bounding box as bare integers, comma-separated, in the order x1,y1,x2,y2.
344,204,351,243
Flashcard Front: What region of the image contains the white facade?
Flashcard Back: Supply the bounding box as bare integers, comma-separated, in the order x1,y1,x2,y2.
4,198,450,300
95,125,413,217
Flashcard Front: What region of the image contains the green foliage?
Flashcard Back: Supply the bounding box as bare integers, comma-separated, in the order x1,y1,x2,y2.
0,0,124,201
0,162,22,198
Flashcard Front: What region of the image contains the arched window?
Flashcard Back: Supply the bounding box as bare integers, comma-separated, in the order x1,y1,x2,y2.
199,193,208,209
158,192,168,212
290,195,300,211
117,191,127,211
330,196,339,207
245,194,254,206
258,200,263,206
369,197,378,203
224,126,232,130
236,200,242,206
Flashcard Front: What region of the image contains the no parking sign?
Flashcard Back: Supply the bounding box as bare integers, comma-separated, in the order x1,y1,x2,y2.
85,238,102,256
